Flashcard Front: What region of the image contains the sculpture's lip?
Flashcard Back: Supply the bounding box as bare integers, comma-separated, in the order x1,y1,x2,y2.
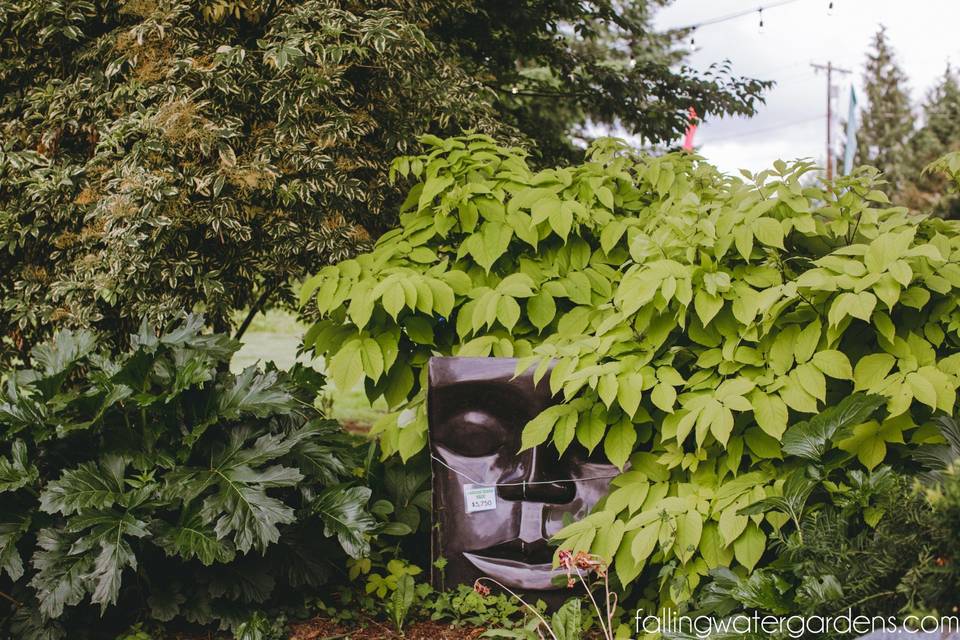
463,552,566,590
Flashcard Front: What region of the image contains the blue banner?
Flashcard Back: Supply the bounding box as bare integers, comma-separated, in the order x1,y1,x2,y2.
843,86,859,175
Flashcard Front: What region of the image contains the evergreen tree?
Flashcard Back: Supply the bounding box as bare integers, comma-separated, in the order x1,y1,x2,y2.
903,65,960,217
855,26,914,193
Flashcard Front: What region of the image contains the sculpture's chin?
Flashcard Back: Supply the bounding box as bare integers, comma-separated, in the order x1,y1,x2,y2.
463,552,566,590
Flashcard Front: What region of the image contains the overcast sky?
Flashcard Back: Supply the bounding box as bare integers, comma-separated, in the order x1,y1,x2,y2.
650,0,960,174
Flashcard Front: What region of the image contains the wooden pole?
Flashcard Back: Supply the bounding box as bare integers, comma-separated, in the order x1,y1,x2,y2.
811,62,852,181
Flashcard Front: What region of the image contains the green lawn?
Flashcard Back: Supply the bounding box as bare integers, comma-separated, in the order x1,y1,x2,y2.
231,309,383,430
230,309,306,373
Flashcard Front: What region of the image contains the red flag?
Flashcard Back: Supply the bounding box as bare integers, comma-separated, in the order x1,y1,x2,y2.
683,107,698,151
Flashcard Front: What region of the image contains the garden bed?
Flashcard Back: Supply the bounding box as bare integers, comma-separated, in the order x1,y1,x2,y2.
288,618,487,640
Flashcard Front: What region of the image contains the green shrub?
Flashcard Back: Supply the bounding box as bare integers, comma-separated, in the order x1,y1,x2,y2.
302,135,960,607
0,315,372,638
692,415,960,628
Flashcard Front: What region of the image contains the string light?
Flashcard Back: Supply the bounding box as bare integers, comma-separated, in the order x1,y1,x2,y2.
828,1,834,15
690,26,697,47
758,8,765,34
671,0,802,32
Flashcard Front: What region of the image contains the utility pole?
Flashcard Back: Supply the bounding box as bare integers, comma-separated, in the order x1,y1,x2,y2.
811,61,852,181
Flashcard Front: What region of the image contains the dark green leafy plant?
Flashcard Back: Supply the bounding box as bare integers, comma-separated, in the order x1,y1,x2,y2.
0,315,371,638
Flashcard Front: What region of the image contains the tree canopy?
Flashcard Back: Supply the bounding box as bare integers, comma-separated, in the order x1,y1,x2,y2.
0,0,768,362
855,25,914,194
903,65,960,217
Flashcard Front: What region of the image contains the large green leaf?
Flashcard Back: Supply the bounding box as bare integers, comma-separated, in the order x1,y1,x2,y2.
0,510,30,581
70,511,150,611
30,529,94,620
217,367,295,420
781,393,885,462
154,508,236,566
310,485,376,559
0,440,39,493
39,457,126,516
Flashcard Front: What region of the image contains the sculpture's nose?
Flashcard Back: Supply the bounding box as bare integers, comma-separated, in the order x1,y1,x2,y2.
497,445,575,504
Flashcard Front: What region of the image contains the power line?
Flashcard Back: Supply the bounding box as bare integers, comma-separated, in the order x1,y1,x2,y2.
669,0,808,31
700,114,825,144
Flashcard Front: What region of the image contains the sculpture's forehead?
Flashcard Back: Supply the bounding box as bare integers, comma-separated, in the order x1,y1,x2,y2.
428,357,530,386
428,358,549,393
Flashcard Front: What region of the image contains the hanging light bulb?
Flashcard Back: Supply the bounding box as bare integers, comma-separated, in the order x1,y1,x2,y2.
758,8,765,34
690,26,697,47
828,1,834,15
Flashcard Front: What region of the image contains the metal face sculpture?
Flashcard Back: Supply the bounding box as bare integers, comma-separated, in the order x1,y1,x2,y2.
427,357,618,595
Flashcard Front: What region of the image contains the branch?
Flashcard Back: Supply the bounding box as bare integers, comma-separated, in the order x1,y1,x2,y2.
234,282,279,341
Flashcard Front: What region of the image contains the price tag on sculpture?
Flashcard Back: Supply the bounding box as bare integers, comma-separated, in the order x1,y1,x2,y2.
463,484,497,513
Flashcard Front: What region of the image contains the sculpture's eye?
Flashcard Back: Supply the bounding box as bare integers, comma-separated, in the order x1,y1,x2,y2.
440,410,510,457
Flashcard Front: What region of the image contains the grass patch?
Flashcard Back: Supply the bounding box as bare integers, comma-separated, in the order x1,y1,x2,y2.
232,309,382,430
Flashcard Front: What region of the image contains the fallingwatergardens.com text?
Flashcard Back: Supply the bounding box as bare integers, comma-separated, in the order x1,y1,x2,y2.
635,609,960,638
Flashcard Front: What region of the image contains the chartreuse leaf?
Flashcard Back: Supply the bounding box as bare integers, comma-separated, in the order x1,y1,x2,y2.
854,353,896,391
699,521,734,569
528,291,556,331
837,413,911,470
749,390,788,440
675,510,703,563
604,418,637,469
329,339,365,391
521,405,567,451
811,350,852,379
733,521,766,571
576,405,606,453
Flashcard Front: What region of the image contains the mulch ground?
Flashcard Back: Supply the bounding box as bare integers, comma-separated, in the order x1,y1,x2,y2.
288,618,488,640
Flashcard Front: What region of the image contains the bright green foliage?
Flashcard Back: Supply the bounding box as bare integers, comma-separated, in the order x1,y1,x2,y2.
303,134,960,606
0,316,371,639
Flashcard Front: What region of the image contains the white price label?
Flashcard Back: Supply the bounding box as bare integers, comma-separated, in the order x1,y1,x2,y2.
463,484,497,513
